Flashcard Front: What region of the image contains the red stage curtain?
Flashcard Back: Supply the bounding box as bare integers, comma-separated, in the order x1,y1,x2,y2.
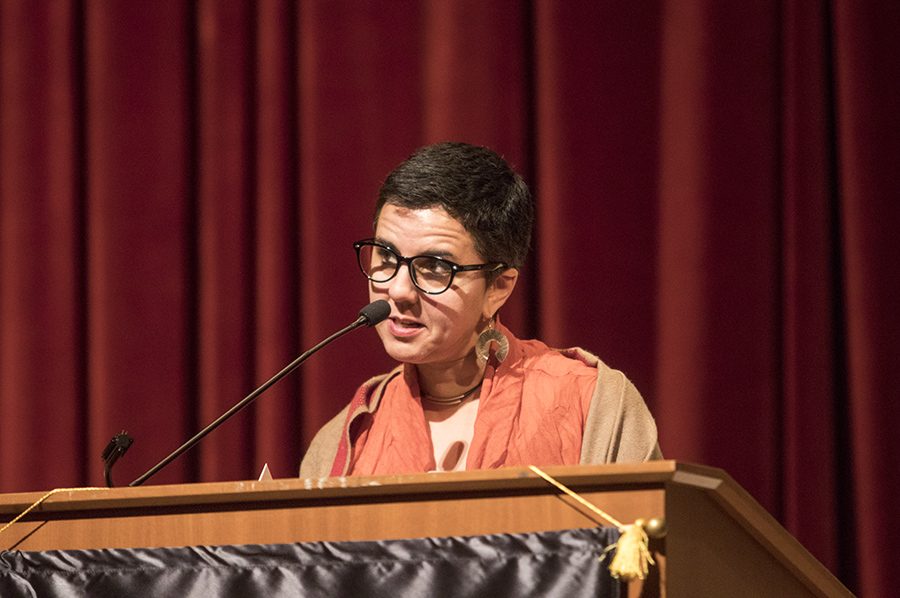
1,2,898,595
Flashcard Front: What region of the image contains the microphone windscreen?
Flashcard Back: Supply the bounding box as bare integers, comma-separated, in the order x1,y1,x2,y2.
358,300,391,326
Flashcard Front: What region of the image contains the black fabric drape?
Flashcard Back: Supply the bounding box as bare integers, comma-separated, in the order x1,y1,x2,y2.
0,527,621,598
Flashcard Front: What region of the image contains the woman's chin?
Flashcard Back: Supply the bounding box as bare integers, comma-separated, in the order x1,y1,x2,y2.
380,340,426,364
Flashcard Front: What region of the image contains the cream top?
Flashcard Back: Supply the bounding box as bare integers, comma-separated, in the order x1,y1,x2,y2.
424,398,480,471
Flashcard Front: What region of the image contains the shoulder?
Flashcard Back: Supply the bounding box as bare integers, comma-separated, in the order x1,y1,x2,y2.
514,334,661,463
575,354,662,463
515,338,601,380
498,340,600,423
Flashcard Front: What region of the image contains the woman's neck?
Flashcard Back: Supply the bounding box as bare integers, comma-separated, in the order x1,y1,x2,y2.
415,353,486,399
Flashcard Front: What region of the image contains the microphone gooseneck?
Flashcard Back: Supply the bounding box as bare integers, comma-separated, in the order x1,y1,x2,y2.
121,300,388,487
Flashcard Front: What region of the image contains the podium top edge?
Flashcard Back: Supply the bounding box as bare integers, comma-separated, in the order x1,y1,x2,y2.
1,461,731,515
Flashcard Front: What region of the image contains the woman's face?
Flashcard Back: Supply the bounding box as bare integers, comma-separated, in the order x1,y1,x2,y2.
368,203,514,369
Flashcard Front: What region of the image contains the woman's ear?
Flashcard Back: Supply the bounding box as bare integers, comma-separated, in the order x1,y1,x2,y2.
483,268,519,319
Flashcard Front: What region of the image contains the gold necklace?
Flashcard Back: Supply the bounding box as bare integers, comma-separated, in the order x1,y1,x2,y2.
421,381,483,407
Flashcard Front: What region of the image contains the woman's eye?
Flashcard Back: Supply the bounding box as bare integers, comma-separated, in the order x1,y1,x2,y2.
375,248,398,266
416,258,452,277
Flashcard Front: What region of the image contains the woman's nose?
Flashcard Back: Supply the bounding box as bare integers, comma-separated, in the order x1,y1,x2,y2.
387,263,419,302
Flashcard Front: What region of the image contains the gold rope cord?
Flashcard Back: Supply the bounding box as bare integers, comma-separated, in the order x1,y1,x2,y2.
0,487,107,542
528,465,656,581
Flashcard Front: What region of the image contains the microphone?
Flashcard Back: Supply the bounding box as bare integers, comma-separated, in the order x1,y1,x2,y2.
111,300,389,487
357,299,390,326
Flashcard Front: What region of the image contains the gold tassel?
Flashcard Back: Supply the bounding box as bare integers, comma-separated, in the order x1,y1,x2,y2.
606,519,655,581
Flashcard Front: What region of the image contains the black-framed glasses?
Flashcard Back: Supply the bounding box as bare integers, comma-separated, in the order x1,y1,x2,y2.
354,239,507,295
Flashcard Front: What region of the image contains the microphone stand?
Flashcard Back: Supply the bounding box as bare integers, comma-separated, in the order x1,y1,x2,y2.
128,315,368,487
101,299,391,488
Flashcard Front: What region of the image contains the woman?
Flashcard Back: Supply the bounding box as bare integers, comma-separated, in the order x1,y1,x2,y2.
300,142,660,478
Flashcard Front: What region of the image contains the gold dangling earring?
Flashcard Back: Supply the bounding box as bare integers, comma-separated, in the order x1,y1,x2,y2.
475,318,509,365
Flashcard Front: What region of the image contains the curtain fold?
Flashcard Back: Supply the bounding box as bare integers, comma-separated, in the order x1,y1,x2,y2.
533,1,661,385
780,0,840,575
80,1,194,486
252,0,302,479
1,2,898,595
832,5,900,594
655,0,783,519
195,0,257,483
0,0,85,490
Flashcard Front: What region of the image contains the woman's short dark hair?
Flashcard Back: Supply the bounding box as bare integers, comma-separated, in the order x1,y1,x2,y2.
375,142,534,269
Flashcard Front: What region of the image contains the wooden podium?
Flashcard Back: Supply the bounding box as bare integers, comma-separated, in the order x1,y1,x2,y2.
0,461,850,597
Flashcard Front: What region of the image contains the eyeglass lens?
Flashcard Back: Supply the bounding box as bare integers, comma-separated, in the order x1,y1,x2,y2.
357,243,454,293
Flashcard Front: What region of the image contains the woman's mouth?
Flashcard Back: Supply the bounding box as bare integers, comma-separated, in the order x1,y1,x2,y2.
388,317,425,337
